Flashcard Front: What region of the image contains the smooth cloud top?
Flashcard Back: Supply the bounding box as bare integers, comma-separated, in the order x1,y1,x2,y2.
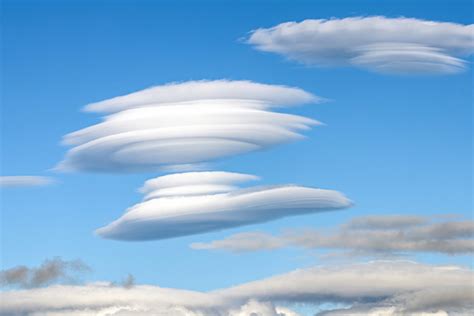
1,261,472,315
58,80,322,172
84,80,319,113
96,171,352,241
0,176,55,188
247,16,474,74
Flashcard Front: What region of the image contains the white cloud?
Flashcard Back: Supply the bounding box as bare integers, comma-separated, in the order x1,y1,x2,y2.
95,171,352,241
219,261,474,315
191,215,474,256
1,261,472,315
83,80,319,113
0,176,55,188
247,16,474,74
57,80,322,172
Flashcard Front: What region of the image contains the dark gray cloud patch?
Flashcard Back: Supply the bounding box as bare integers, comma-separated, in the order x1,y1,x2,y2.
346,215,427,229
191,215,474,256
0,257,91,288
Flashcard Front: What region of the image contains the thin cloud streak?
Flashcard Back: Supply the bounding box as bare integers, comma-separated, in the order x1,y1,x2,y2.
191,215,474,256
0,176,55,188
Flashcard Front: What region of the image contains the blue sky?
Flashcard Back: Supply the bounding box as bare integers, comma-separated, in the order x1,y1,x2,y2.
1,0,473,312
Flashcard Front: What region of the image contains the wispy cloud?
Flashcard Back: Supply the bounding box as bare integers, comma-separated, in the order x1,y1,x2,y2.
95,171,352,241
0,176,55,188
191,215,474,256
57,80,323,173
1,261,472,315
0,258,91,289
247,16,474,74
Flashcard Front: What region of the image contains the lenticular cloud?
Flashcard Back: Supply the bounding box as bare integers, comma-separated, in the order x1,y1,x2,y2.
247,16,474,74
57,80,322,172
95,171,352,241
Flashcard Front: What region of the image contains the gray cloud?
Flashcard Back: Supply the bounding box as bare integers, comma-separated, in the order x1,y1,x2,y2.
57,80,322,173
121,274,135,289
95,171,352,241
247,16,474,74
0,258,91,289
1,261,472,316
0,176,55,188
191,215,474,256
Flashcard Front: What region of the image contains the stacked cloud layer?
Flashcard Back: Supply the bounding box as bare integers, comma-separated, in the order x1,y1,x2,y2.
58,80,322,172
247,16,474,74
96,171,352,241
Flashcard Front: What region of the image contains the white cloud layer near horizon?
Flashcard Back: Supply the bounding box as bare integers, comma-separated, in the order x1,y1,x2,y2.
57,80,322,173
95,171,352,241
191,214,474,257
0,176,55,188
247,16,474,74
1,261,472,316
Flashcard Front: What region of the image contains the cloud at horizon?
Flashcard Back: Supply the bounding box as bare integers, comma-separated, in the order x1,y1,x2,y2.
1,260,472,316
96,171,352,241
57,80,323,173
247,16,474,74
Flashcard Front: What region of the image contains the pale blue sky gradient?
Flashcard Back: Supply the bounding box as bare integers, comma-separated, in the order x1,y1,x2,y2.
1,0,472,293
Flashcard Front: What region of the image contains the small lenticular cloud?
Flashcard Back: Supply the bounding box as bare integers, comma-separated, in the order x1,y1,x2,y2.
247,16,474,74
95,171,352,241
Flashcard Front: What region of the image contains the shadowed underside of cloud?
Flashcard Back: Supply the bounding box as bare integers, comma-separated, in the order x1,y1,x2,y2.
1,261,472,315
95,171,352,241
247,16,474,74
191,215,474,256
57,80,322,173
0,176,55,188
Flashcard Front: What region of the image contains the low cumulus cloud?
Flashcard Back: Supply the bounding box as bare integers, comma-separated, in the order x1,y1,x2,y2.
191,215,474,256
96,171,352,241
0,257,91,289
57,80,323,173
1,261,472,315
0,176,55,188
247,16,474,74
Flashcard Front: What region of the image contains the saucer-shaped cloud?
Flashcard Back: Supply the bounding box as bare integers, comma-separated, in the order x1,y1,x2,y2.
95,171,352,241
247,16,474,74
58,80,322,172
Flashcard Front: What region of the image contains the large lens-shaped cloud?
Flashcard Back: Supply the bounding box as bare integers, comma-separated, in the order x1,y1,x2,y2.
95,171,352,241
57,80,322,172
247,16,474,74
